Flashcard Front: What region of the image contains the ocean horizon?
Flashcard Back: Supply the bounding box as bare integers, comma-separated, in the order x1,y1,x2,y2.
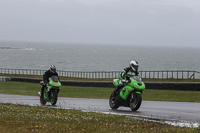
1,41,200,72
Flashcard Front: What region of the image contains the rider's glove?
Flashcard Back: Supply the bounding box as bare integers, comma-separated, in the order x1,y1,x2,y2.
135,71,139,76
121,79,126,83
122,79,131,84
44,80,48,84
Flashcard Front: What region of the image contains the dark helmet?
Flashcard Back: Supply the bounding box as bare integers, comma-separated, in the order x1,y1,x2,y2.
49,65,56,73
130,60,139,71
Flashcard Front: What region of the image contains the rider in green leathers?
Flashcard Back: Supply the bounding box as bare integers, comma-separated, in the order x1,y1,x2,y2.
116,60,140,92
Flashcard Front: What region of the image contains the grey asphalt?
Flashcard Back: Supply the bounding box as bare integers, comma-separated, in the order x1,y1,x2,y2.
0,94,199,124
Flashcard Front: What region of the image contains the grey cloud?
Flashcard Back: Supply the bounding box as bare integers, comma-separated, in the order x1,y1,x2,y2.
0,0,200,47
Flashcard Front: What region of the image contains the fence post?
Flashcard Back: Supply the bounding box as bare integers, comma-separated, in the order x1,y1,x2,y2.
167,71,168,79
149,71,150,79
193,71,195,79
153,71,155,79
182,71,183,79
177,71,178,79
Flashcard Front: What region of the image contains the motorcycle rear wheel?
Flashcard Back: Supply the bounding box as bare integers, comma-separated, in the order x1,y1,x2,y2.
130,93,142,111
109,91,119,110
40,97,47,105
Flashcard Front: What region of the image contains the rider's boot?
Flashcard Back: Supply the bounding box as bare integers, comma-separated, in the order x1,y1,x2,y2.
114,86,120,95
38,92,41,97
115,85,123,94
40,85,45,99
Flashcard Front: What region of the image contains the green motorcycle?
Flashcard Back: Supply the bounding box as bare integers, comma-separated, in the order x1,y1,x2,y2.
39,76,61,105
109,74,145,111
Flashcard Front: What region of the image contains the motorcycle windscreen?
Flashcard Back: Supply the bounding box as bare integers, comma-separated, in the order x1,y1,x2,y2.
132,76,142,83
50,76,59,82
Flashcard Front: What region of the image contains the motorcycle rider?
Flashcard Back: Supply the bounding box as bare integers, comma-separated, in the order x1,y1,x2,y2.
39,65,60,98
115,60,139,93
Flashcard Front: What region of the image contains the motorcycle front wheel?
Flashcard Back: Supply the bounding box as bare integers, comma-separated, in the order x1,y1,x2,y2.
109,91,119,110
130,93,142,111
50,91,58,106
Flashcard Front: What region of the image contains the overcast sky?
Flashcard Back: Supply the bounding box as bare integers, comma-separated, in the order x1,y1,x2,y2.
0,0,200,47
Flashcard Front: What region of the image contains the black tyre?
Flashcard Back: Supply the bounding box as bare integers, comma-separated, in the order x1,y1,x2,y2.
130,93,142,111
50,91,58,106
109,91,119,110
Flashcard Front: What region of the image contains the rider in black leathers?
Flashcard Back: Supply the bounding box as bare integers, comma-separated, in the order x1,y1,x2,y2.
40,65,59,98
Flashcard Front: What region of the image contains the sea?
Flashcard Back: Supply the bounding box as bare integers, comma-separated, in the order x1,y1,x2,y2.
0,41,200,72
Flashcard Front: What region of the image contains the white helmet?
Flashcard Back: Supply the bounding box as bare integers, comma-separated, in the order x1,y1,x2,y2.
130,60,139,71
49,65,56,73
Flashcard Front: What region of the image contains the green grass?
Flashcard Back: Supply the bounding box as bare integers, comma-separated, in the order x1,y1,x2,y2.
0,81,200,131
0,103,198,132
143,89,200,102
1,81,200,102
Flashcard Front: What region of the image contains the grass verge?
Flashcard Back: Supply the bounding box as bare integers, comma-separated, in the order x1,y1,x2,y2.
0,103,199,132
0,81,200,102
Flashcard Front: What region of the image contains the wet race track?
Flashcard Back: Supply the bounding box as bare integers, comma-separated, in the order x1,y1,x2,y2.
0,94,199,127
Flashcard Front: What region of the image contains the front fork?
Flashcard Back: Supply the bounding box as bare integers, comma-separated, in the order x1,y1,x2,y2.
50,90,60,99
130,91,142,103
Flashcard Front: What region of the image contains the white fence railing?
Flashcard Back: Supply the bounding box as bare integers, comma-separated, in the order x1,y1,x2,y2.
0,68,199,79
